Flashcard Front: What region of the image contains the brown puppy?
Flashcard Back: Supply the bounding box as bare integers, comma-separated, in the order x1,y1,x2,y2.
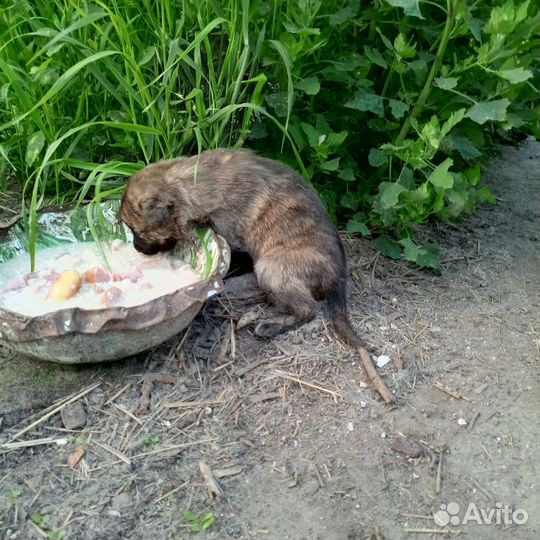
120,149,393,402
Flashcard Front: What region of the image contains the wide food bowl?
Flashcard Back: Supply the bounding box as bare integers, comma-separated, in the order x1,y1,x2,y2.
0,201,230,364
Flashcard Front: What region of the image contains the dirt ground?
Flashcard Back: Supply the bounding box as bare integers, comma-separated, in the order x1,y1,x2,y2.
0,138,538,540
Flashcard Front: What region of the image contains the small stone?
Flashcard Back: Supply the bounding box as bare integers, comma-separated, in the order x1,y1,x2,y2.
61,401,87,430
359,381,368,388
376,355,391,368
457,418,468,426
391,438,422,459
380,432,386,438
347,422,354,432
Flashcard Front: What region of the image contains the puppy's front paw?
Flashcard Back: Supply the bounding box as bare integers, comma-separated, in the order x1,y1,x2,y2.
253,320,285,339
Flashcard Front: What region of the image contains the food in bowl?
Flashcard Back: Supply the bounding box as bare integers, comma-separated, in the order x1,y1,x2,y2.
0,239,201,317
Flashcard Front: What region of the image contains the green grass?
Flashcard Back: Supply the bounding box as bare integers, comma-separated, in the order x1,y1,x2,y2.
0,0,538,270
1,0,272,196
0,0,287,268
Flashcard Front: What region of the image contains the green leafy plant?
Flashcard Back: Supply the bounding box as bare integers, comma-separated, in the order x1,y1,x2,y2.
255,0,538,268
0,0,284,268
3,489,21,503
184,510,216,533
143,434,161,448
0,0,538,269
31,512,47,526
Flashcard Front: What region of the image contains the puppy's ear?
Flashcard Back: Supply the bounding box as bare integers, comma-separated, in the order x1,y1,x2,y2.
140,196,175,226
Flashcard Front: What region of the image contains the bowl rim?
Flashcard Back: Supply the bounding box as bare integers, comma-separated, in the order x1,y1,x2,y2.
0,205,230,343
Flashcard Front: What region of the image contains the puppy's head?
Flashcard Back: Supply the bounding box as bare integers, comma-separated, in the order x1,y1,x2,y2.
120,166,178,255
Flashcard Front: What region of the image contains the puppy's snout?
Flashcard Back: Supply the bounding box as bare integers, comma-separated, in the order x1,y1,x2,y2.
132,234,160,255
132,233,176,255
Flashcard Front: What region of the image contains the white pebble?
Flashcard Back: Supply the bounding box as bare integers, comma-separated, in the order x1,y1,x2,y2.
376,355,392,368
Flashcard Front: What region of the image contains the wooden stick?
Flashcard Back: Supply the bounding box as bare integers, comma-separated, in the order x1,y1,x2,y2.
1,437,68,451
216,323,232,364
199,461,223,499
113,404,143,425
94,440,131,465
234,357,274,377
138,376,153,413
401,513,433,520
273,370,341,399
356,346,395,404
105,383,131,405
130,438,213,459
155,482,189,504
163,397,225,409
435,382,470,401
436,449,443,494
229,320,236,359
8,381,101,441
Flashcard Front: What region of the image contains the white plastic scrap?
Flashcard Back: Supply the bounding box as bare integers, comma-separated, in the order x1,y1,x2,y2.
376,355,392,368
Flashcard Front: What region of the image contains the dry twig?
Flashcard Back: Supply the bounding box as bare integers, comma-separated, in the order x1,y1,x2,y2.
8,381,101,442
434,382,470,401
273,370,341,400
199,461,223,499
356,346,395,404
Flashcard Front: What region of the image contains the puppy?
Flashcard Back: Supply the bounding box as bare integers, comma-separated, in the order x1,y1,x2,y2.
120,149,393,402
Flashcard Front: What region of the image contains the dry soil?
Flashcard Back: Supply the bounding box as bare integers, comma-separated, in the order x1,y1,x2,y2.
0,139,538,540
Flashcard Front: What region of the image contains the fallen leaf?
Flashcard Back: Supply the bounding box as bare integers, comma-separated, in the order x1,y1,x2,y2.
68,445,87,469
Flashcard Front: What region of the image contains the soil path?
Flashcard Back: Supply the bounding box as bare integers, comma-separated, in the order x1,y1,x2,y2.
0,139,538,540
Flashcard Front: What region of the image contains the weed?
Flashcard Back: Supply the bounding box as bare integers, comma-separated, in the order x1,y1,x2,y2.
3,489,21,504
184,510,216,533
0,0,537,268
143,434,161,448
31,512,45,526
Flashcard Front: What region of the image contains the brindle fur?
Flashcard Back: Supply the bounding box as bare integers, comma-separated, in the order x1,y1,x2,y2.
120,149,364,345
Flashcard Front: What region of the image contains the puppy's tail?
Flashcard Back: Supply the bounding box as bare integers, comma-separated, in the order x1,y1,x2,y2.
325,286,395,404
